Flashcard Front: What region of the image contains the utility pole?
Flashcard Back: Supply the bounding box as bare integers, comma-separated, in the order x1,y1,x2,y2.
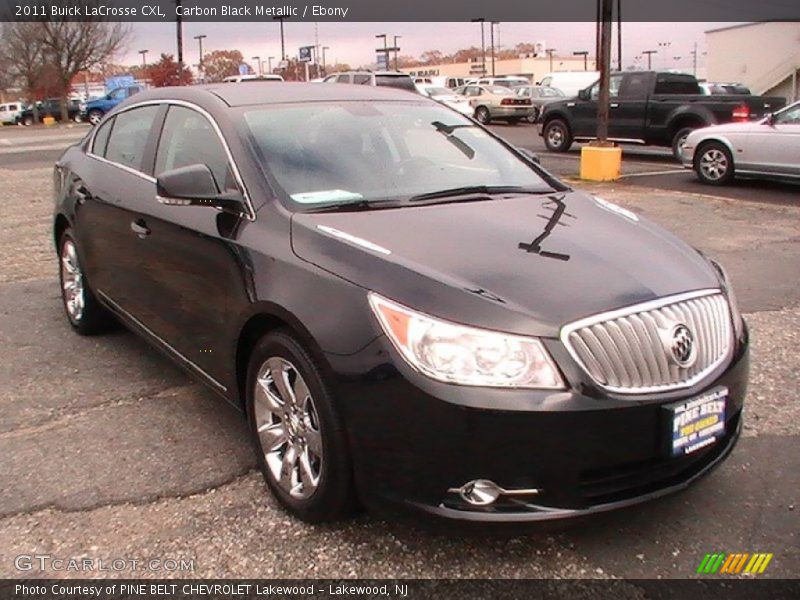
490,21,499,77
321,47,328,75
546,48,556,72
573,50,589,71
393,35,402,70
274,16,286,60
642,50,657,70
194,34,206,81
616,0,622,71
596,0,613,142
472,18,486,76
138,49,148,68
175,0,183,68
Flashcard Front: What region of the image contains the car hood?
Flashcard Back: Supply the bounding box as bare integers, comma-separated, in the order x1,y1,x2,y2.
691,121,765,136
290,191,720,337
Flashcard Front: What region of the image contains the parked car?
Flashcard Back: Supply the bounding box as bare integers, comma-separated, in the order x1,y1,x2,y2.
324,70,415,91
467,76,530,88
222,74,284,83
19,98,83,126
537,71,600,97
682,100,800,185
699,82,752,96
83,85,144,125
0,102,23,125
513,85,566,123
539,71,787,160
415,84,474,116
53,83,747,524
454,84,533,124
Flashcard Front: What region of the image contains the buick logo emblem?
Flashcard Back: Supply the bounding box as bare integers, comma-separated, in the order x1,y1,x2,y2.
668,324,697,368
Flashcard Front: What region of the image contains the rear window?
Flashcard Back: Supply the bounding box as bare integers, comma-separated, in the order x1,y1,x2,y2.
375,75,415,91
654,74,700,95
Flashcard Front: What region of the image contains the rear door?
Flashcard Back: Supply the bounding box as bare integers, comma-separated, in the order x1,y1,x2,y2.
745,104,800,176
610,72,650,141
569,74,622,138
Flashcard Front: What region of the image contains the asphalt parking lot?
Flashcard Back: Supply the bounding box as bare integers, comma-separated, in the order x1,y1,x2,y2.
0,124,798,580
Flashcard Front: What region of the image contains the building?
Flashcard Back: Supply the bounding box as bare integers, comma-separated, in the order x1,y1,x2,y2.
706,21,800,102
400,55,596,84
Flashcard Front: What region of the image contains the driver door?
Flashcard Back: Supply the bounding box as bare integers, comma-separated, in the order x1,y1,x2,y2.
744,104,800,176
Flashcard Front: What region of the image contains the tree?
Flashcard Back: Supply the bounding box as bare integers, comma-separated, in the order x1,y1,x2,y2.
146,54,193,87
0,23,50,123
201,49,244,83
419,50,444,65
41,16,130,120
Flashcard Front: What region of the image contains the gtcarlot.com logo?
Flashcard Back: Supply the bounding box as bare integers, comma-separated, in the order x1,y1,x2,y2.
697,552,774,575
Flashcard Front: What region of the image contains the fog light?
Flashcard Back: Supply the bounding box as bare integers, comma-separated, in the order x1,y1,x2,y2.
448,480,542,507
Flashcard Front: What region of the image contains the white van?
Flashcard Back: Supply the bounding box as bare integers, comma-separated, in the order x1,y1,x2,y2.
0,102,23,125
538,71,599,97
222,74,284,83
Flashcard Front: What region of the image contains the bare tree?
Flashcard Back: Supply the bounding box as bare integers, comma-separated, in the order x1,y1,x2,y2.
0,23,48,123
41,17,130,120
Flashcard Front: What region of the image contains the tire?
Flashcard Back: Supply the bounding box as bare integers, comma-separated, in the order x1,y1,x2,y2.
693,141,734,185
506,118,521,125
23,115,33,127
72,113,82,123
543,118,573,152
58,229,116,335
247,330,356,522
88,110,104,126
474,106,491,124
526,108,540,124
671,126,698,162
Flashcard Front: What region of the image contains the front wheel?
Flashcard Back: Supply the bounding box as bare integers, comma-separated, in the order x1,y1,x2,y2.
474,106,491,124
88,110,104,126
247,330,356,522
72,113,82,123
672,127,697,162
694,141,734,185
543,118,573,152
22,115,33,126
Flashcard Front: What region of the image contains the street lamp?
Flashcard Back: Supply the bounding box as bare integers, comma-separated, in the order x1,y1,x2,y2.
321,47,329,75
471,18,486,76
641,49,657,70
657,41,671,68
375,33,388,69
490,21,499,77
573,50,589,71
252,56,261,76
268,56,275,74
273,16,286,60
194,34,206,81
545,48,557,72
138,49,148,68
393,35,402,71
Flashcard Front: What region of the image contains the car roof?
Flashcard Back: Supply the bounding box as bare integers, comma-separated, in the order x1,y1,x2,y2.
122,82,423,109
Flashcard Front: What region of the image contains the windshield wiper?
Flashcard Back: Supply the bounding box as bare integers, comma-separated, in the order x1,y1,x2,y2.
303,199,405,213
408,185,554,203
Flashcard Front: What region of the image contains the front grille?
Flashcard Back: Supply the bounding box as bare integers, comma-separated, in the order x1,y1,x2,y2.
562,290,733,394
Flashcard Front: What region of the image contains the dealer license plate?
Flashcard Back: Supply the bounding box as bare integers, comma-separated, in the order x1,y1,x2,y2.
666,387,727,456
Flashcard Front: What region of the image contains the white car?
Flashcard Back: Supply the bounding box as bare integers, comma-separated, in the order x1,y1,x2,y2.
538,71,599,97
0,102,23,125
681,101,800,185
416,85,474,116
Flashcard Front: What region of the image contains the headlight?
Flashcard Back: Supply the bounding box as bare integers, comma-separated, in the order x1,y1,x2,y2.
368,292,564,389
709,259,744,336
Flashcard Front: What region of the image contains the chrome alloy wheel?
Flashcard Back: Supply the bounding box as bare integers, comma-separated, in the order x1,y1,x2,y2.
547,123,565,147
253,357,323,499
60,239,85,322
699,148,729,181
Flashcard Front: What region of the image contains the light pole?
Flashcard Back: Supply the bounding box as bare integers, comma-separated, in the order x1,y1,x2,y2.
376,33,387,69
471,18,486,76
545,48,557,72
657,41,671,68
194,34,206,81
642,49,657,70
490,21,499,77
274,16,286,60
573,50,589,71
393,35,401,70
321,47,328,75
175,0,183,69
138,49,148,68
268,56,275,74
252,56,261,76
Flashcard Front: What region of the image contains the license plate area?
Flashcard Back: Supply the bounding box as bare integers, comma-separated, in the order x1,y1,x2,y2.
665,387,727,457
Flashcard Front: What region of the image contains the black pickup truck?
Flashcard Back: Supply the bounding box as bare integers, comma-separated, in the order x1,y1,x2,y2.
538,71,786,159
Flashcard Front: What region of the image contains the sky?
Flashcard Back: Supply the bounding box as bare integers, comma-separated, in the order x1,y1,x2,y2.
120,21,731,72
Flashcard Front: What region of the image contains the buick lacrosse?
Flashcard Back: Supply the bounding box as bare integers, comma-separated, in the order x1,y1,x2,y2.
53,84,748,523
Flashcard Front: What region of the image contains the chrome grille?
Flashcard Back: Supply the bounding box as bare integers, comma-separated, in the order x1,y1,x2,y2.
561,290,733,394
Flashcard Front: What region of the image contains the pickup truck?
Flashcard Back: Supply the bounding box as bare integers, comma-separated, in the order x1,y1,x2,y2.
18,98,83,126
538,71,787,160
83,85,143,125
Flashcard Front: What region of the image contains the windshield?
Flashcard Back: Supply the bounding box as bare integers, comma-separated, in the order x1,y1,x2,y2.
424,87,452,97
242,102,553,209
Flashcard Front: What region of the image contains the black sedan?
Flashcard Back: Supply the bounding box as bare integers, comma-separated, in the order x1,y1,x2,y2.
53,84,748,523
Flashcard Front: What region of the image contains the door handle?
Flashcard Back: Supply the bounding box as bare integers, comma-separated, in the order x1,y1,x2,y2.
130,219,151,239
610,103,620,108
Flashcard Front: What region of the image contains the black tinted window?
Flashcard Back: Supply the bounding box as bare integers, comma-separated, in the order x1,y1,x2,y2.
375,75,415,90
155,105,233,192
654,74,700,95
105,106,159,171
91,117,115,157
620,73,649,98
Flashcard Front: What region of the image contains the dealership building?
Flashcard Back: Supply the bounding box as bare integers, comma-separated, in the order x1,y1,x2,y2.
400,55,596,84
706,21,800,102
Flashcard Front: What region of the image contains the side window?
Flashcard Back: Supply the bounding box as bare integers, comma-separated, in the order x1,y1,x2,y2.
590,75,622,100
775,105,800,125
353,74,371,85
335,74,349,83
155,105,234,193
654,74,700,95
620,73,649,99
91,116,115,157
105,106,159,170
109,88,126,100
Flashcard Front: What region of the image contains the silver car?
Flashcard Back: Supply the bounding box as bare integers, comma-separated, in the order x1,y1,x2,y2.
682,101,800,185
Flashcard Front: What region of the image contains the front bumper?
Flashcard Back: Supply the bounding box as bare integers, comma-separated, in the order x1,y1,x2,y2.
681,143,697,168
329,323,749,523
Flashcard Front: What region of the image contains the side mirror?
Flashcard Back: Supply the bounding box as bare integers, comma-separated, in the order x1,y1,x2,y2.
765,112,775,126
577,88,590,101
156,164,245,213
517,147,541,164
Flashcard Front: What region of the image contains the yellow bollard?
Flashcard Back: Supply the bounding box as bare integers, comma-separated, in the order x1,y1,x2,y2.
42,116,56,126
580,144,622,181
